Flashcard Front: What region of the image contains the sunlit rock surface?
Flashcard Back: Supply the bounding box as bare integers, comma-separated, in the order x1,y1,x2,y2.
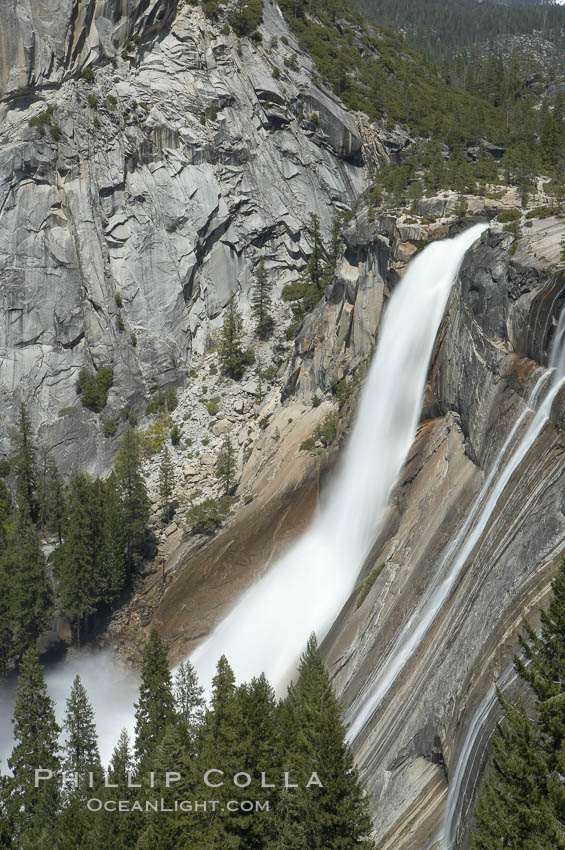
0,0,365,473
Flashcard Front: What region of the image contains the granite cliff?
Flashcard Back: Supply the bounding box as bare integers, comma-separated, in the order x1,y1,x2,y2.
0,0,364,473
1,1,565,848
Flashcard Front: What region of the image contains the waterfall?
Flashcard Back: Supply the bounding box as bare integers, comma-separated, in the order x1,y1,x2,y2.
346,305,565,742
190,223,489,691
433,666,517,850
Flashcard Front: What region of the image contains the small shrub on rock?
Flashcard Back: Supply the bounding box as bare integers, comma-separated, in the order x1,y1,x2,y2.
76,366,114,412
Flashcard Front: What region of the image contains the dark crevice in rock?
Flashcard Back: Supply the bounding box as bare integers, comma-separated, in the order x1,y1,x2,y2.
61,330,85,349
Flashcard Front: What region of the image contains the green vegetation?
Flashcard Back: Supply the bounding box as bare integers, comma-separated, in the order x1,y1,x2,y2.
283,212,342,335
146,387,178,415
229,0,263,37
2,648,61,845
0,631,375,849
114,428,150,573
219,298,246,379
75,366,114,413
28,107,55,135
134,629,176,765
354,0,565,63
139,412,172,456
216,437,237,494
525,205,562,220
356,562,385,608
251,259,274,338
276,0,565,205
278,0,498,143
102,419,118,437
300,412,338,452
186,495,232,534
206,399,219,416
497,208,521,223
284,53,299,71
262,364,277,382
470,556,565,849
158,445,175,521
170,423,181,446
0,410,152,662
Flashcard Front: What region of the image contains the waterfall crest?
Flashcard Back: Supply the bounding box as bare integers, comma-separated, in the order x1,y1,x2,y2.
190,223,488,691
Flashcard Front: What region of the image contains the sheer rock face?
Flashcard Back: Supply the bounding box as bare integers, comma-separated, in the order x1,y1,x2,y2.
0,1,365,474
0,0,179,100
321,225,565,849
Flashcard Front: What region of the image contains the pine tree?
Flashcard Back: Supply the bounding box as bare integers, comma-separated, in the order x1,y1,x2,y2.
62,674,101,780
0,476,13,546
174,659,205,753
114,428,150,572
235,674,280,848
55,675,102,850
56,474,101,647
199,655,248,848
470,696,559,850
216,436,237,495
10,507,54,659
0,481,14,669
135,721,201,850
13,402,38,522
0,559,12,675
306,213,325,290
285,634,376,849
91,729,137,850
6,648,61,847
100,473,127,603
252,260,274,338
159,444,175,522
219,298,245,379
134,629,175,765
38,454,66,543
325,212,342,282
471,557,565,848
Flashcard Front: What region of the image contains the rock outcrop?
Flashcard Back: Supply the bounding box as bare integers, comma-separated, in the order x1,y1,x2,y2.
0,0,366,473
0,0,179,100
2,1,564,847
150,212,565,849
322,224,565,849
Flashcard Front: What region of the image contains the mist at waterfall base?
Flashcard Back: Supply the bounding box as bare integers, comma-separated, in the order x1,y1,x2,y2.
190,222,489,692
0,650,139,773
0,223,487,780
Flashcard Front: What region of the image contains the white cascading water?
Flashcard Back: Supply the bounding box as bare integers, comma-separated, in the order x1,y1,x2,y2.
432,666,518,850
428,309,565,849
190,223,488,691
346,305,565,742
0,224,486,774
